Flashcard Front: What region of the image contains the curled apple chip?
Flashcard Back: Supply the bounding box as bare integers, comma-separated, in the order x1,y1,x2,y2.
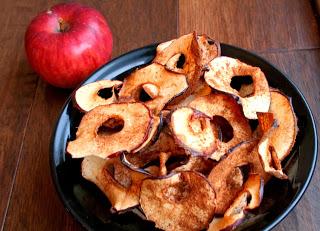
197,34,221,65
81,156,150,211
208,174,264,231
153,32,203,104
74,80,122,112
189,92,252,160
156,34,220,67
67,102,152,158
170,107,218,156
204,56,270,119
208,141,267,214
118,63,188,114
268,90,298,161
257,112,288,179
140,171,216,231
154,32,200,76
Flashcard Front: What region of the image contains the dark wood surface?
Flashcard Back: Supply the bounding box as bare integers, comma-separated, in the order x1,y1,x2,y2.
0,0,319,230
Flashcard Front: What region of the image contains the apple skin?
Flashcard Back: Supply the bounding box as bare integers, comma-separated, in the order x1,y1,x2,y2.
25,3,113,88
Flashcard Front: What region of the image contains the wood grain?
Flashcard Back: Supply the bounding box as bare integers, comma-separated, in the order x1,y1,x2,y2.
2,0,178,230
0,0,42,227
1,0,319,230
179,0,320,52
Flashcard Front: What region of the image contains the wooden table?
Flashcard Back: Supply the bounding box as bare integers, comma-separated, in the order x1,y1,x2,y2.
0,0,319,230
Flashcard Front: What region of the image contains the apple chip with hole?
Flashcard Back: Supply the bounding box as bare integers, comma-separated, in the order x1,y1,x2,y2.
154,32,200,76
170,107,218,156
153,32,203,103
140,171,216,231
208,141,267,214
208,174,264,231
118,63,188,114
74,79,122,112
81,156,151,211
204,56,270,119
67,102,152,158
189,92,252,160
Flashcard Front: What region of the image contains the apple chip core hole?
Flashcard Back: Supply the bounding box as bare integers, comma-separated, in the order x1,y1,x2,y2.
163,180,191,202
230,75,254,97
211,116,234,143
166,155,189,171
97,87,113,99
176,54,186,69
97,117,124,136
139,88,153,102
207,38,215,45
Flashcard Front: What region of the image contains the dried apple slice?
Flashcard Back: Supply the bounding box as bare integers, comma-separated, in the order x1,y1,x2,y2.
153,32,203,104
170,107,217,156
81,156,150,211
140,171,216,231
156,34,220,67
204,56,270,119
118,63,188,114
268,90,298,161
208,141,267,214
197,34,221,65
257,112,288,179
154,32,200,76
208,174,264,231
189,92,252,160
67,102,152,158
74,80,122,112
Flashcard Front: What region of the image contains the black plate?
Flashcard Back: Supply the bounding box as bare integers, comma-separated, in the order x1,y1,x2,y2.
50,44,317,231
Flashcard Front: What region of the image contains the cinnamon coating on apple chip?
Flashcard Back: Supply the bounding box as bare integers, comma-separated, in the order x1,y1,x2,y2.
189,92,252,161
67,32,299,231
67,102,152,158
257,112,288,179
208,141,268,214
267,90,298,161
140,171,216,231
118,63,188,114
170,107,218,156
204,56,270,119
208,174,264,231
73,79,122,112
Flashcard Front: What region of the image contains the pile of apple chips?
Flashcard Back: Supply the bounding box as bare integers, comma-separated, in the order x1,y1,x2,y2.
67,32,298,231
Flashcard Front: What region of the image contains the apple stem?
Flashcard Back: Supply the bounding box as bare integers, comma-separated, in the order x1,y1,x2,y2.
58,18,70,33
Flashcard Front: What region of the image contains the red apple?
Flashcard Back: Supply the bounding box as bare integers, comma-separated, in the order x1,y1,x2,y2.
25,3,113,88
